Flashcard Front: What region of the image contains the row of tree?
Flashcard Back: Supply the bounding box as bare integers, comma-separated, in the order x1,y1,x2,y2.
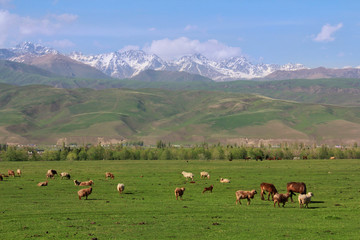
1,142,360,161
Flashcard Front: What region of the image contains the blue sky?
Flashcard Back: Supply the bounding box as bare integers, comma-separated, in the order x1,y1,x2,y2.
0,0,359,68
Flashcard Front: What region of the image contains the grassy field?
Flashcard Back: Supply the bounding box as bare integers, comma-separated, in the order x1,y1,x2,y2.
1,159,359,239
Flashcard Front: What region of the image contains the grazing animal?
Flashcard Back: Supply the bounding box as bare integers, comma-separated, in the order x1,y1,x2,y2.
74,180,81,186
47,169,58,175
105,172,115,179
260,182,278,201
200,171,210,179
202,185,213,193
330,156,335,160
17,169,21,176
37,181,48,186
235,190,257,205
298,192,314,208
78,187,92,200
286,182,307,202
46,172,55,179
8,170,15,177
182,171,194,180
117,183,125,194
79,180,94,186
60,172,71,179
220,178,230,183
175,187,185,200
0,175,3,181
273,193,291,208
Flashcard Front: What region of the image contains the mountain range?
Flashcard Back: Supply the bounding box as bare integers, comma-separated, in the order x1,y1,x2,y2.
1,42,307,81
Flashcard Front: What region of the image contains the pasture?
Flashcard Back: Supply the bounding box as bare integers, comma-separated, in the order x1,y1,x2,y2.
0,159,359,239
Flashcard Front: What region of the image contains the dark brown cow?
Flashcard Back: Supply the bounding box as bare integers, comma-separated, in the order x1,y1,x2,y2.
202,185,213,194
287,182,307,202
260,182,278,201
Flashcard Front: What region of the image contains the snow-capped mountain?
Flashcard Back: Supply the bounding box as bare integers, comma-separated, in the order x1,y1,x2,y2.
70,50,306,81
1,42,306,81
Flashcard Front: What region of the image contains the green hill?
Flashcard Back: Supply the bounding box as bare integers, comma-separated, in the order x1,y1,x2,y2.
1,83,360,145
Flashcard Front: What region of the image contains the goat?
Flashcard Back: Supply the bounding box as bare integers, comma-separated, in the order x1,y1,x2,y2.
37,181,48,186
202,185,213,193
273,193,291,208
78,187,92,200
298,192,314,208
105,172,115,179
260,182,278,201
235,190,257,205
175,187,185,200
287,182,307,202
117,183,125,194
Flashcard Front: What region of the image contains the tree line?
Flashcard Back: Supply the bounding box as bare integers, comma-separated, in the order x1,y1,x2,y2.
1,141,360,161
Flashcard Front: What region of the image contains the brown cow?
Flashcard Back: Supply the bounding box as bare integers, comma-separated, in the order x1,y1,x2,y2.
260,182,278,201
287,182,307,202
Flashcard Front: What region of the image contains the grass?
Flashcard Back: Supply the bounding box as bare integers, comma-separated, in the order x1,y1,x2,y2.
1,159,359,239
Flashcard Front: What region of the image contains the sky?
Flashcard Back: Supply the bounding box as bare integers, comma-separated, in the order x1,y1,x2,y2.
0,0,359,68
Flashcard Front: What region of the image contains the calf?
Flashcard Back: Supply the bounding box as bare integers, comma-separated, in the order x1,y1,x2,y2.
202,185,213,193
175,187,185,200
273,193,291,208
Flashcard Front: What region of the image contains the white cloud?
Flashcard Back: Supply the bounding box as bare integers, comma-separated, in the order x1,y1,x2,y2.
148,27,156,31
143,37,241,60
184,24,197,31
0,10,78,46
314,23,343,42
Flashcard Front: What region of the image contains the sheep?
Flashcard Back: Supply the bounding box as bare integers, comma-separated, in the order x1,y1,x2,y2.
235,189,257,205
17,169,21,176
273,193,291,208
200,171,210,179
202,185,213,193
37,181,48,186
46,172,55,179
175,187,185,200
117,183,125,194
74,180,81,186
182,171,194,180
47,169,58,176
298,192,314,208
79,180,94,186
8,170,15,177
60,172,71,179
220,178,230,183
287,182,307,202
260,182,278,201
78,187,92,200
105,172,115,179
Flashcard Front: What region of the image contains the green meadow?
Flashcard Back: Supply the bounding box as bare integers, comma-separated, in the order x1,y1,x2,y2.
1,159,359,239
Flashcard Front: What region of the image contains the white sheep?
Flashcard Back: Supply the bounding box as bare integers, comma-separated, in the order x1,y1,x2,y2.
200,171,210,179
117,183,125,194
298,192,314,208
220,178,230,183
181,171,194,180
